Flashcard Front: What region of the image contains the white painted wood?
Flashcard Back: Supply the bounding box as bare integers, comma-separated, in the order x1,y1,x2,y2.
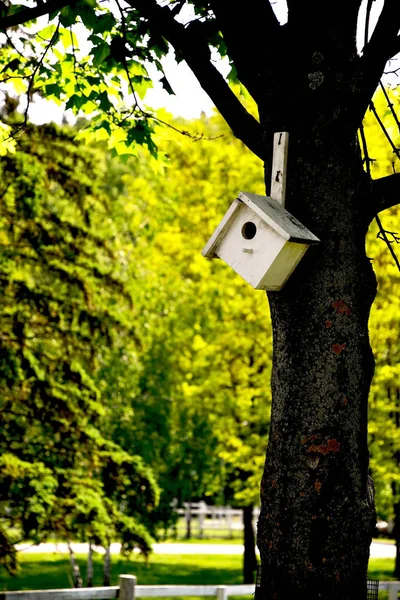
387,582,400,600
119,575,136,600
201,198,242,258
1,585,257,600
200,190,320,291
135,587,218,597
256,242,309,291
238,192,319,244
1,588,119,600
270,132,289,207
224,586,255,595
378,581,400,600
216,587,227,600
1,584,258,600
215,203,286,289
378,581,400,590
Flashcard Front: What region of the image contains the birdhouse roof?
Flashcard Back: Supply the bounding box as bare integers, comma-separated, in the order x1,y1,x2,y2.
202,191,319,258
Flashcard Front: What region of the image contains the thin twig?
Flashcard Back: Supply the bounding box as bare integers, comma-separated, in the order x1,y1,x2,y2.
359,123,376,172
114,0,224,143
375,213,400,270
379,81,400,135
369,100,400,159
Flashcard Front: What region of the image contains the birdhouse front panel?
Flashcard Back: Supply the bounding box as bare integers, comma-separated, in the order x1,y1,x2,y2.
201,191,319,291
215,202,286,289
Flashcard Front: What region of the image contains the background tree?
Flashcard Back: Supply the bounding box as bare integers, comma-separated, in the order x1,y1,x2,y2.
363,88,400,576
0,121,158,580
99,112,273,580
1,2,400,597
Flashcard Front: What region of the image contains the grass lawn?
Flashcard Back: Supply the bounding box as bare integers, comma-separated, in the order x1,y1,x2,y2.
0,553,397,593
0,553,244,591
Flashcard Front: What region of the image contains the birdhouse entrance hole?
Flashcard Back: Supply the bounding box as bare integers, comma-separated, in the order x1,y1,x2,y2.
241,221,257,240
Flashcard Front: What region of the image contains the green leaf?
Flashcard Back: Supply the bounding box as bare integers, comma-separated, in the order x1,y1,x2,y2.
97,91,113,112
92,12,116,34
91,42,110,67
160,76,175,96
65,93,88,111
60,6,78,27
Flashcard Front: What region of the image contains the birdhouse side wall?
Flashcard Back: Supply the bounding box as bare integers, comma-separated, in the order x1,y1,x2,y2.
256,241,310,290
215,204,286,289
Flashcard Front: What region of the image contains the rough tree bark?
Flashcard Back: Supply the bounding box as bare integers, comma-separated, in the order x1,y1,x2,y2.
257,139,378,598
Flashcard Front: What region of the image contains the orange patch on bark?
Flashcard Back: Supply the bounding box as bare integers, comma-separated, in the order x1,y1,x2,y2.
332,342,346,355
299,491,305,497
314,480,322,493
332,300,351,315
308,439,341,455
343,396,348,406
327,439,340,452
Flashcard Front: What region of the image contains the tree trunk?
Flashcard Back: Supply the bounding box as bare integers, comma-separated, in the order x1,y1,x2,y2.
243,506,257,584
86,541,94,587
185,503,192,540
67,541,82,588
103,546,111,586
256,137,377,600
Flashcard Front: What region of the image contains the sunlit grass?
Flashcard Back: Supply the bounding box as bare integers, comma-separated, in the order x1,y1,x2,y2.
0,553,243,591
0,553,396,593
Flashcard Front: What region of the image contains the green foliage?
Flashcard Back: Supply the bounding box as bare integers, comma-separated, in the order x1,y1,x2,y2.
96,112,272,515
363,88,400,523
368,204,400,522
0,1,253,158
0,122,157,573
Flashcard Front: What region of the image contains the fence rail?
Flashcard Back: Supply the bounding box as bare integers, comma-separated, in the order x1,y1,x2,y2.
173,503,259,539
1,576,399,600
0,577,255,600
379,581,400,600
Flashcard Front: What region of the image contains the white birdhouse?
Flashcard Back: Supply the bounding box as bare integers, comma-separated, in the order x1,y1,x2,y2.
201,191,319,291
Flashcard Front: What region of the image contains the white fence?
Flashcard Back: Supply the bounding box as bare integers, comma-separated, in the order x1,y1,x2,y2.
0,576,255,600
1,576,399,600
174,503,260,538
380,581,400,600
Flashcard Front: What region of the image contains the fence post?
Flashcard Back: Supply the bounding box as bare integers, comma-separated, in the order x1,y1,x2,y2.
119,575,137,600
388,582,400,600
216,586,228,600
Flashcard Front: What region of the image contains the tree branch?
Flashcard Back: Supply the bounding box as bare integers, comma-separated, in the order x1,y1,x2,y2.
0,0,71,30
359,0,400,111
129,0,266,160
372,172,400,213
208,0,280,102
